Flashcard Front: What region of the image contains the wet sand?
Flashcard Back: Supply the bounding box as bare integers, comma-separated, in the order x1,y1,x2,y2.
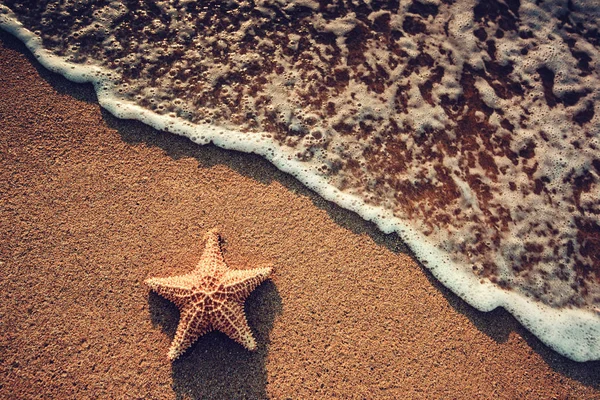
1,30,599,399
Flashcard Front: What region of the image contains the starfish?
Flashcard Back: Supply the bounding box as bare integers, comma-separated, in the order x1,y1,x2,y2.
145,229,272,360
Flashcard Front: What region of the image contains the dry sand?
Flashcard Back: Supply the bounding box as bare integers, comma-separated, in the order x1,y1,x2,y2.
1,30,599,399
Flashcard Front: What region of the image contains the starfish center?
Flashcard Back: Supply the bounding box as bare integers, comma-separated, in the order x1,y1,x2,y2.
145,229,273,360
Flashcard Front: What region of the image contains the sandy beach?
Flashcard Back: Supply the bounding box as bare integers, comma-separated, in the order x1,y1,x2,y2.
1,29,599,399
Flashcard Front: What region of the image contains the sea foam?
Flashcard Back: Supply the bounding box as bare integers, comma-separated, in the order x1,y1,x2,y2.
1,0,599,361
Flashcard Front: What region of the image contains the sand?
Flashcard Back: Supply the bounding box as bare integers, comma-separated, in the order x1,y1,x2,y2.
1,30,599,399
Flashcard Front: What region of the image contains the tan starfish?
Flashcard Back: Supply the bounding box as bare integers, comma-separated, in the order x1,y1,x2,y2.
145,229,272,360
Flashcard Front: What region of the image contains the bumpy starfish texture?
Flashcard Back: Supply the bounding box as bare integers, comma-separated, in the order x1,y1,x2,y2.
145,229,272,360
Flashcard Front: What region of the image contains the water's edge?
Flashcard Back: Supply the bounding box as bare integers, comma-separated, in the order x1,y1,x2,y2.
2,12,599,362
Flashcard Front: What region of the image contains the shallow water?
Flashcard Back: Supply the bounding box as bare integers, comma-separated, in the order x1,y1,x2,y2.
1,0,599,361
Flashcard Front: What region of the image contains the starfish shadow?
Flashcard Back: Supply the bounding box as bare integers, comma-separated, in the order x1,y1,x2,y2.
148,280,281,400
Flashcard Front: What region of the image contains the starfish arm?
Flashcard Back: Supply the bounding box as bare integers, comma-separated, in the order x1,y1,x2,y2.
221,266,273,303
194,229,228,276
213,301,258,350
168,308,211,361
145,274,197,307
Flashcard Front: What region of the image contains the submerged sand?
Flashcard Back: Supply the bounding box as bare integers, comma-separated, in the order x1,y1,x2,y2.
1,31,599,399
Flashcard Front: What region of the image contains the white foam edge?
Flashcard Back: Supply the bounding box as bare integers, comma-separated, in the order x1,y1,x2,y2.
2,12,599,362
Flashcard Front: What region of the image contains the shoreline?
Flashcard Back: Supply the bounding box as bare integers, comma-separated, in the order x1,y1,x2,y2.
1,29,599,399
2,13,599,361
